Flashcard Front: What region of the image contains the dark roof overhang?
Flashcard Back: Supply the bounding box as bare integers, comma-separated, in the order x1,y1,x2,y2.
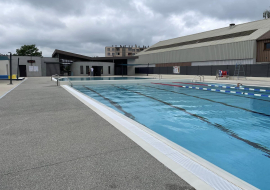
52,49,139,61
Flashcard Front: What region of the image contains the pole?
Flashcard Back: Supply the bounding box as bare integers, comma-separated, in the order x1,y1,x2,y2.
147,63,149,76
122,64,123,77
8,52,12,85
17,58,19,80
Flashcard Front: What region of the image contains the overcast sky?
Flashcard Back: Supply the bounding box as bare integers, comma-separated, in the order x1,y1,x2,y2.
0,0,269,57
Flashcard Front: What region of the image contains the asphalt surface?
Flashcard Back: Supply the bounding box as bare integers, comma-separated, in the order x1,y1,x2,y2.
0,77,195,190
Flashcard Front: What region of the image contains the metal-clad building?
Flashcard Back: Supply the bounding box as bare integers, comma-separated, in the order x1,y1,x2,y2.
128,19,270,74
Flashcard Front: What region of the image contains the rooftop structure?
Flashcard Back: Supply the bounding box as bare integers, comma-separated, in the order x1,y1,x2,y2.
105,45,148,57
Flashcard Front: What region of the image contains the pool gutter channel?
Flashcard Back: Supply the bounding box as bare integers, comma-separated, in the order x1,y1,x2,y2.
62,84,258,190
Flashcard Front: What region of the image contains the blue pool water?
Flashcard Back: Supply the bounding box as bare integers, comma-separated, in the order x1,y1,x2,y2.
59,77,151,81
74,82,270,189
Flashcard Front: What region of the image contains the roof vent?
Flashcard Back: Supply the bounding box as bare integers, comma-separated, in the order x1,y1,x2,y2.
229,23,235,28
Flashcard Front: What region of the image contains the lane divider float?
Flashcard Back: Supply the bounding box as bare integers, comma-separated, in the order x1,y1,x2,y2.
152,83,270,98
207,84,270,93
172,82,270,93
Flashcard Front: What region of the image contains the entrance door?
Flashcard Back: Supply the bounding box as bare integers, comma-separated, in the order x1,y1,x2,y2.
93,66,103,76
19,65,27,77
114,63,127,75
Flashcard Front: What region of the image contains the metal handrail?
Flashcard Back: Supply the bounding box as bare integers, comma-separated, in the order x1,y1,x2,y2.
191,75,199,82
192,75,204,82
68,77,73,87
51,74,60,86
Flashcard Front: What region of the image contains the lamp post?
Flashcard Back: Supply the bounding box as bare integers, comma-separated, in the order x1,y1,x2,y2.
8,52,12,85
17,57,19,80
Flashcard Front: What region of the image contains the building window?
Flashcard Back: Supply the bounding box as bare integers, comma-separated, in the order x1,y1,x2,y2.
86,66,89,74
128,48,132,51
80,66,83,74
107,48,110,51
132,49,135,52
108,53,110,56
132,53,135,55
112,48,114,51
112,53,115,56
136,49,140,52
265,43,270,50
108,66,110,74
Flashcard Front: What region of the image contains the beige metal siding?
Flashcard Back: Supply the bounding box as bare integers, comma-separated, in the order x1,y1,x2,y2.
192,59,253,66
133,41,256,65
151,19,270,49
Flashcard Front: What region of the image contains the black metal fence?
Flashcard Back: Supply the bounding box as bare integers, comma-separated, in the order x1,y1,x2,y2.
135,64,270,77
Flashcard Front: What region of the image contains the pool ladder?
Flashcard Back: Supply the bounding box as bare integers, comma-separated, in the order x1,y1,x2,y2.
192,75,204,82
67,78,73,87
51,74,60,86
154,74,162,80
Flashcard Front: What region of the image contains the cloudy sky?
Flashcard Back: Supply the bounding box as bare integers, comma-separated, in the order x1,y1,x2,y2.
0,0,269,57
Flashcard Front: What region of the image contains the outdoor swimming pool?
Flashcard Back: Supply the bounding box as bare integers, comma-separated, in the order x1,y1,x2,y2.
59,77,152,81
73,81,270,189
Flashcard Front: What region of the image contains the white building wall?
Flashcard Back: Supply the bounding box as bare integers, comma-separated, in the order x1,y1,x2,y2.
0,60,9,75
12,56,42,77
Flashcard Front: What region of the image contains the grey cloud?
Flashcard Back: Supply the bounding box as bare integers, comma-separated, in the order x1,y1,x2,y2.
144,0,269,20
1,0,270,57
181,15,200,28
2,0,89,16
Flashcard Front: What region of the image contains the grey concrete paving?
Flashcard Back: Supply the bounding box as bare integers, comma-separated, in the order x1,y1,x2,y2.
0,77,194,190
0,79,23,97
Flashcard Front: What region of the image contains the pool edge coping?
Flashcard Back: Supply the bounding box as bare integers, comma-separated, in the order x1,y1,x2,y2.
61,84,259,190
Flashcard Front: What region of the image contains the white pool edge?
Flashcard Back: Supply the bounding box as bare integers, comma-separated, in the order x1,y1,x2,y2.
62,84,259,190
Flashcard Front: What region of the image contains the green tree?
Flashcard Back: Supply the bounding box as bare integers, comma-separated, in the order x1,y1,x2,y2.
13,44,42,56
263,9,270,19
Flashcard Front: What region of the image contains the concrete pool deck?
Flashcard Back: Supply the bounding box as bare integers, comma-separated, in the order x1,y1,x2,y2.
0,77,195,189
0,76,265,189
0,79,25,98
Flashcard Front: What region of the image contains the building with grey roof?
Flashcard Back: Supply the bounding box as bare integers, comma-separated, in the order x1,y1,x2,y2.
128,19,270,72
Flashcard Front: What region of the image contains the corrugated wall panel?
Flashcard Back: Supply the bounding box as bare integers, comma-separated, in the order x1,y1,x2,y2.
172,50,177,62
192,59,253,66
134,41,255,65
